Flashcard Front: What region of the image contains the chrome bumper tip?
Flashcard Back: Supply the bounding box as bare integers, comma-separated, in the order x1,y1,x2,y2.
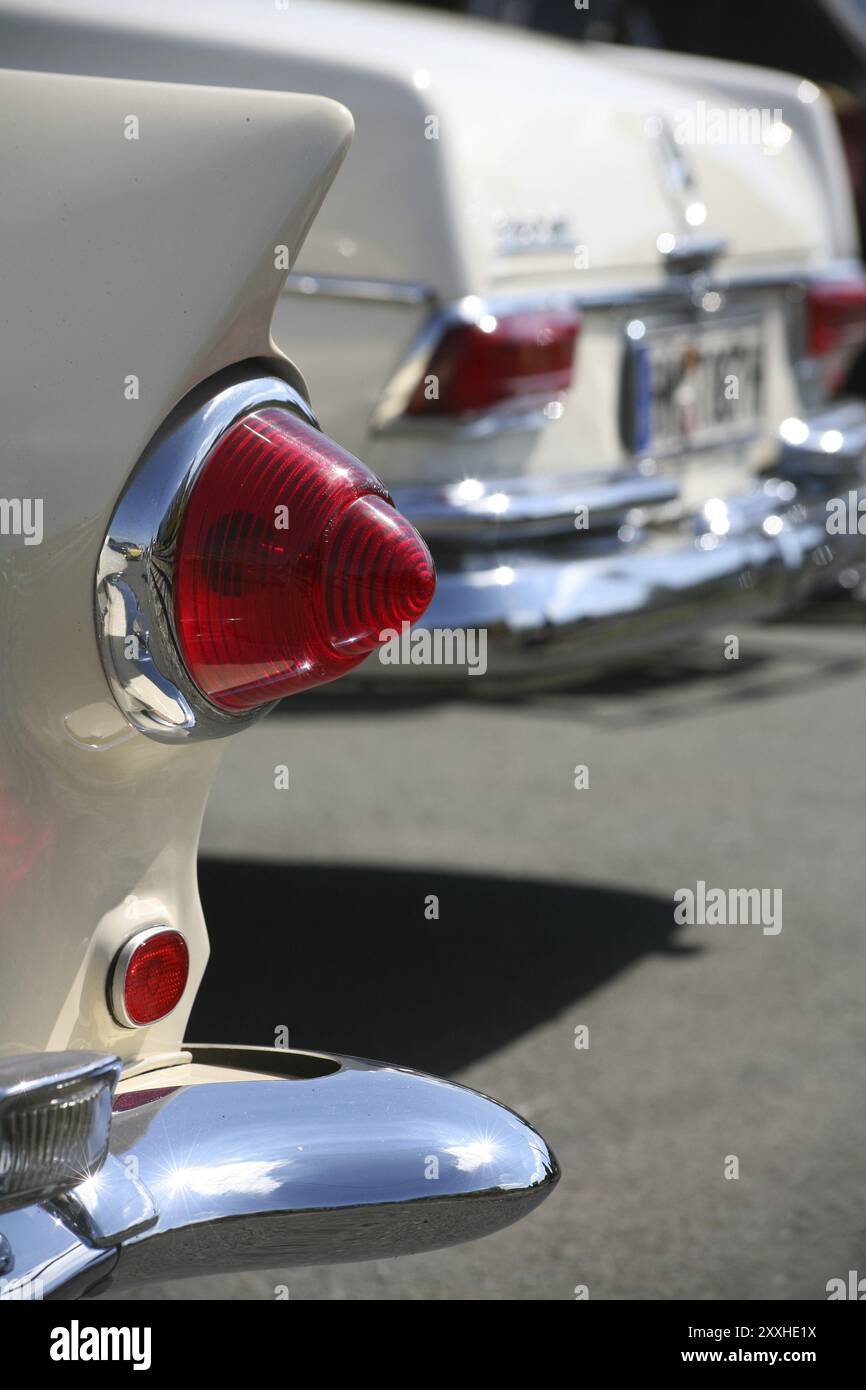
0,1046,558,1297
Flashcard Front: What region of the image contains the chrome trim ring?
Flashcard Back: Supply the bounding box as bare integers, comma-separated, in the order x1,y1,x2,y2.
108,925,186,1029
95,369,318,743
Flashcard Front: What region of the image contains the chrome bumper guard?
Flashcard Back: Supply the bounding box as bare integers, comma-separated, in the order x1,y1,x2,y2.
357,400,866,687
0,1046,558,1299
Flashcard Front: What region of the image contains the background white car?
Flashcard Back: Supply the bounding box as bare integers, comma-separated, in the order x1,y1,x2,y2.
7,0,866,685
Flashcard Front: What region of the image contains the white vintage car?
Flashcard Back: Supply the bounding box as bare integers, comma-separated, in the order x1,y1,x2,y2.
0,0,864,1305
0,0,559,1300
6,0,865,686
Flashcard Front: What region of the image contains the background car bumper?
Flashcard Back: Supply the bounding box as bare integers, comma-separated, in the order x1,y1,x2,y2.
352,401,866,689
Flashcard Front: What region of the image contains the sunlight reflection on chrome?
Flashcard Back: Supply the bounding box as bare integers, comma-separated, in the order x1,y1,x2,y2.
158,1159,284,1200
452,477,485,504
73,1171,103,1202
443,1136,500,1173
780,416,809,446
703,497,730,537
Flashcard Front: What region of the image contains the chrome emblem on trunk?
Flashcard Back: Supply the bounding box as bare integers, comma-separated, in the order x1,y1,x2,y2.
493,212,576,257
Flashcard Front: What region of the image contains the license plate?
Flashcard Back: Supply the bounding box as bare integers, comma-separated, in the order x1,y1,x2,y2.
627,318,764,456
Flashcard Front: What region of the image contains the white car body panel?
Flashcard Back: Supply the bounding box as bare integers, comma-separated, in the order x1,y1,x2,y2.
0,62,352,1063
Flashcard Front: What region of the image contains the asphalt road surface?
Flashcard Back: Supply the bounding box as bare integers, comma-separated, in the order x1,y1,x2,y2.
119,613,866,1301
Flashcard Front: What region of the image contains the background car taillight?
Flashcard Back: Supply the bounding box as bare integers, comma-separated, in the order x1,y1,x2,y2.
110,928,189,1028
173,407,435,710
806,275,866,391
405,306,581,420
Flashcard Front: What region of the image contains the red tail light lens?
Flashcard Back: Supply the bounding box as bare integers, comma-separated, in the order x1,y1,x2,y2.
112,929,189,1028
173,408,435,710
806,277,866,388
406,307,580,419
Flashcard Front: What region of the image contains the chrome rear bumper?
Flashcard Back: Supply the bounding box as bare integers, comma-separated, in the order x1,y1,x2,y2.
0,1046,558,1298
354,401,866,688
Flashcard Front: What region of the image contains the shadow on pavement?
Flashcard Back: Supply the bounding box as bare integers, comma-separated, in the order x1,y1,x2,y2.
189,861,693,1074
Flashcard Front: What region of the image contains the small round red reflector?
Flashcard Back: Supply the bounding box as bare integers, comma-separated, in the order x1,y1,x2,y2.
118,929,189,1027
173,409,436,710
